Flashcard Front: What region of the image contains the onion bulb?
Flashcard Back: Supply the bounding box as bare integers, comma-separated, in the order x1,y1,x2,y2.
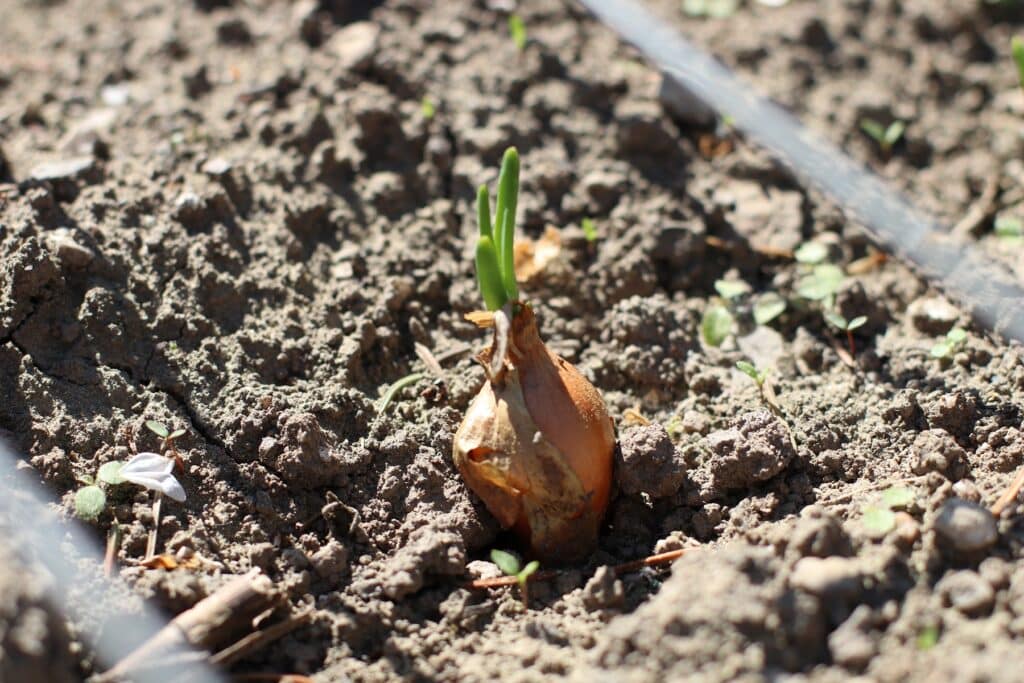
453,303,615,562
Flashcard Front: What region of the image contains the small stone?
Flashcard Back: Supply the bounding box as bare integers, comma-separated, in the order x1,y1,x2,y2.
465,560,502,581
937,570,994,616
309,540,349,582
893,512,920,546
29,157,96,183
790,556,862,599
907,296,959,335
330,21,379,72
952,479,981,503
615,424,686,498
582,566,624,610
933,498,998,554
202,157,232,176
43,227,94,269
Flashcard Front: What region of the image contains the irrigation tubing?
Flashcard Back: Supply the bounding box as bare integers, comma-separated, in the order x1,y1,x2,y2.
577,0,1024,344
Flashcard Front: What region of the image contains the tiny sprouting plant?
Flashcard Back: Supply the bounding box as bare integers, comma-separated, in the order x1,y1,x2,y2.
581,217,598,243
421,95,436,119
74,483,107,520
491,549,540,609
508,14,527,51
860,118,906,155
736,360,767,389
862,485,916,537
475,147,520,311
930,327,967,359
825,312,867,356
714,279,750,300
994,214,1023,243
1012,36,1024,92
146,420,187,473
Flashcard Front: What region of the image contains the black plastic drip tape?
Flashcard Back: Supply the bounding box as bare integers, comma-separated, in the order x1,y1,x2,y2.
0,438,224,683
578,0,1024,344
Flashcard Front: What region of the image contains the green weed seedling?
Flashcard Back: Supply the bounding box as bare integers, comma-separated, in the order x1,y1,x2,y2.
475,147,521,311
421,95,436,119
752,292,787,326
794,241,828,265
736,360,767,389
1013,36,1024,92
862,485,916,538
700,278,748,347
796,263,844,303
491,549,540,609
508,14,527,51
825,312,867,356
860,118,906,155
930,327,967,359
581,217,598,243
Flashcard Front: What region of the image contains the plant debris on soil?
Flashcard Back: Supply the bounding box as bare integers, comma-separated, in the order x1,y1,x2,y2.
3,0,1024,681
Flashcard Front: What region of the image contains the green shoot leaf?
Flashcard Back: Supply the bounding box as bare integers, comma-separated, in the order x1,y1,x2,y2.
476,236,507,311
917,625,939,651
145,420,169,438
376,372,426,414
847,315,868,331
862,506,896,537
995,215,1023,242
701,305,733,347
98,461,127,486
735,361,765,386
884,121,906,147
518,560,540,584
824,311,848,331
713,279,750,300
860,118,886,143
581,217,598,243
491,549,522,577
169,429,187,440
753,293,787,325
509,14,526,51
947,328,967,344
477,185,493,240
421,95,436,119
1013,36,1024,91
494,147,520,302
75,485,107,520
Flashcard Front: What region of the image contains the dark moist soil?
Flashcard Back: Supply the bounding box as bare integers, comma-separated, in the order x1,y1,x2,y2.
2,0,1024,680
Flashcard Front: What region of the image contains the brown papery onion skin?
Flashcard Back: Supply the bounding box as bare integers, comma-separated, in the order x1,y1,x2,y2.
453,303,615,563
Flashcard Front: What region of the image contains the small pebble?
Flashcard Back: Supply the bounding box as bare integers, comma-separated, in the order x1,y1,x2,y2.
937,570,994,616
933,498,997,554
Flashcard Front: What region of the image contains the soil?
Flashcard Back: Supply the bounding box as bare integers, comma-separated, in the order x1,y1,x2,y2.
3,0,1024,681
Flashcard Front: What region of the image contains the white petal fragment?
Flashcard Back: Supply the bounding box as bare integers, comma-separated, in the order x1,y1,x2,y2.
120,452,187,502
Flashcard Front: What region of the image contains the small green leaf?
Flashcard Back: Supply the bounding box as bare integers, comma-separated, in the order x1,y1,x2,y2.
794,241,828,265
1012,36,1024,90
824,311,848,330
169,429,187,440
735,360,760,381
862,506,896,537
860,118,886,143
145,420,169,438
682,0,707,16
518,560,540,583
884,121,906,146
420,95,435,119
946,327,967,344
74,486,107,520
917,625,939,651
753,293,787,325
581,217,598,243
797,264,844,300
97,461,127,486
509,14,527,51
491,549,522,577
930,340,953,359
495,147,520,302
995,215,1023,240
476,235,508,312
881,486,915,509
846,315,868,331
714,279,750,300
701,305,734,347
